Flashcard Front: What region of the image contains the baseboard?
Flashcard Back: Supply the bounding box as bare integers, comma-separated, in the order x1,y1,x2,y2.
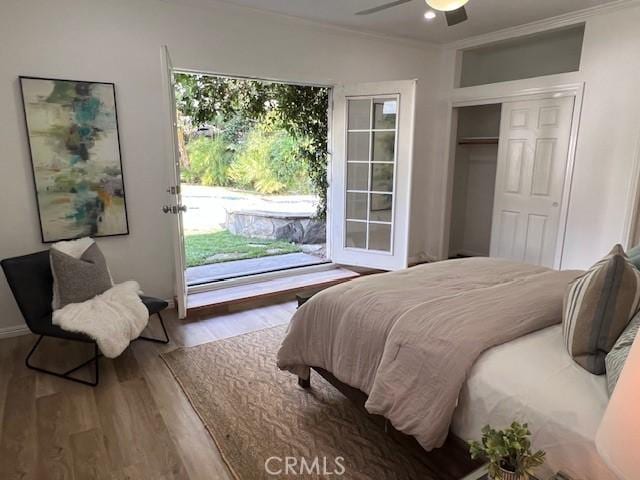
0,324,30,339
408,252,437,266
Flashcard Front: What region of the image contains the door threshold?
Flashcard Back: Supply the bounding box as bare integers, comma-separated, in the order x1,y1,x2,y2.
186,266,359,317
186,253,329,286
188,262,336,295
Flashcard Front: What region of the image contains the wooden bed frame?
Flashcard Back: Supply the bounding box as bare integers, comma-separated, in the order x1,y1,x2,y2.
298,367,481,480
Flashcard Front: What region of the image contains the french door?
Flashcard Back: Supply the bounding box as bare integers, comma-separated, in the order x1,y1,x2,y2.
490,96,575,267
330,81,416,270
161,46,188,318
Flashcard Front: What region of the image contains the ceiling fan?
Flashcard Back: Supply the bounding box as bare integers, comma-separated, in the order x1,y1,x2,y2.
356,0,469,26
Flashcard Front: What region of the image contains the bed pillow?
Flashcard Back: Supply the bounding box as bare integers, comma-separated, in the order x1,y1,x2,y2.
627,243,640,270
605,313,640,396
50,240,113,309
562,244,640,374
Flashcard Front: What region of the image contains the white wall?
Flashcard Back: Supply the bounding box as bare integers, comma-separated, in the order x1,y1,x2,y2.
562,7,640,268
0,0,440,332
428,4,640,270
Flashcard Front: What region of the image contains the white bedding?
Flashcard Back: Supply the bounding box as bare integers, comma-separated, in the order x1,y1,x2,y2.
452,325,615,480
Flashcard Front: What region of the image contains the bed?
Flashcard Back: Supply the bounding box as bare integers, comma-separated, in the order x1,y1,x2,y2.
452,324,615,479
277,258,615,479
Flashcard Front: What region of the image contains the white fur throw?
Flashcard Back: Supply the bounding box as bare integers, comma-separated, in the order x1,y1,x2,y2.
52,281,149,358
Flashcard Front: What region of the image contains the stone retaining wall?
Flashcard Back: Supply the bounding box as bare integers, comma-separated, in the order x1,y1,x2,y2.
226,210,326,244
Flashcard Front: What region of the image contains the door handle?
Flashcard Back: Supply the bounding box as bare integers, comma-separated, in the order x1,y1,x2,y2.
162,205,187,214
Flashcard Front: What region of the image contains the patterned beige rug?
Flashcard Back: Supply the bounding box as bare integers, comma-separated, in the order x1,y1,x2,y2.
161,326,470,480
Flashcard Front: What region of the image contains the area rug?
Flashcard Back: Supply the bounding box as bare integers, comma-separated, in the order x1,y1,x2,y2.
161,326,464,480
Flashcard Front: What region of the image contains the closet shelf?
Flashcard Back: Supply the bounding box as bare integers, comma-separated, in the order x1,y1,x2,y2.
457,136,499,145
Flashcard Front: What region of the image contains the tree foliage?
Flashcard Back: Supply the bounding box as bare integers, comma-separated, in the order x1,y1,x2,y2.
175,74,329,217
228,119,311,194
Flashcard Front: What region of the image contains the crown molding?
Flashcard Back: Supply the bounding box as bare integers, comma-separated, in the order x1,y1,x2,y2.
445,0,640,50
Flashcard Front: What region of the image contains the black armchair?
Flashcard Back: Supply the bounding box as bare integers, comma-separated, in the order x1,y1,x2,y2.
1,250,170,386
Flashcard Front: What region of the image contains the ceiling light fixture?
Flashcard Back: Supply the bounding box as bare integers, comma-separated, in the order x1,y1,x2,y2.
355,0,470,27
425,0,469,12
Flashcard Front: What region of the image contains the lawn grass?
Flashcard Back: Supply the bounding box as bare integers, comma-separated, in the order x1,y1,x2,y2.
185,230,302,267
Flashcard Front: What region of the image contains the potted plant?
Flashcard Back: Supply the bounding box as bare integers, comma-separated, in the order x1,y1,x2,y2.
469,422,545,480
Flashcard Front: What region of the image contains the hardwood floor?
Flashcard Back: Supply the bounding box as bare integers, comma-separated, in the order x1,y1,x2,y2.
0,301,296,480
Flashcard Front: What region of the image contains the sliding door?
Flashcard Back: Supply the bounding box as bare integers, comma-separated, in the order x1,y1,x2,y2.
490,96,575,267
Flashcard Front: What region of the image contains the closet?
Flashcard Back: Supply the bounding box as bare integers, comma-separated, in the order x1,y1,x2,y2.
448,25,584,268
449,104,501,258
448,97,575,267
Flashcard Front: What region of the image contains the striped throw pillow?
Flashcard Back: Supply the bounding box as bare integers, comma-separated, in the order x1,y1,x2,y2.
627,243,640,270
605,313,640,395
562,244,640,374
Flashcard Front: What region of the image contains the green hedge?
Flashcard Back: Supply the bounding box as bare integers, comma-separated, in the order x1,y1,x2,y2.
182,136,232,186
181,121,312,195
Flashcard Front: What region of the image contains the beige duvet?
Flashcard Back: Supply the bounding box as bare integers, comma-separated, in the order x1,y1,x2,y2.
277,258,581,451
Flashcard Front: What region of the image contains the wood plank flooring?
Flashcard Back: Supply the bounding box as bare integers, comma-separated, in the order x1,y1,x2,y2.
0,301,296,480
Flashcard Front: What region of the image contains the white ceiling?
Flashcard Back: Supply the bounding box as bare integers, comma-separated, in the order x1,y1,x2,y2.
216,0,619,43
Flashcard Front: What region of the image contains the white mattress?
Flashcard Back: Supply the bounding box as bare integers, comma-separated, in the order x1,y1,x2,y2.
451,325,615,480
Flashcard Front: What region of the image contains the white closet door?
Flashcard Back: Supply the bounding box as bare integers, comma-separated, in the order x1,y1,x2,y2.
490,97,574,267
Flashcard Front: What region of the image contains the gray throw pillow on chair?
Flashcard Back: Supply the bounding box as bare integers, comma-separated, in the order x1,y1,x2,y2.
50,243,113,309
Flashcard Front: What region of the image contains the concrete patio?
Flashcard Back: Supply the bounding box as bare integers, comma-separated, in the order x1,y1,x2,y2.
182,184,319,234
186,252,327,285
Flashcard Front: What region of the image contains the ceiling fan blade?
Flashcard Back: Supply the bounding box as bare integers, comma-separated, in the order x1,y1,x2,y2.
355,0,414,16
445,6,468,26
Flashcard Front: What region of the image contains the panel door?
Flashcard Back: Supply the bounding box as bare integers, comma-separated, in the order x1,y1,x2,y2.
490,96,575,267
161,46,188,318
330,81,416,270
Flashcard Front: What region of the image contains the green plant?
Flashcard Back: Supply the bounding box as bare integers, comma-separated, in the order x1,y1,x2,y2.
183,136,232,186
469,422,545,479
219,114,255,152
228,122,311,194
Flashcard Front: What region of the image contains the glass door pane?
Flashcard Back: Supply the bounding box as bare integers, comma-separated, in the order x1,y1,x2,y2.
345,97,397,253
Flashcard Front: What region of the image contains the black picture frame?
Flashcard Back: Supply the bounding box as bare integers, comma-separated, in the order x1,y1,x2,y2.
19,75,130,243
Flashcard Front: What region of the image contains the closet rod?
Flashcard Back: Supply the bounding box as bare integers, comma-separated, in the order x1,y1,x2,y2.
457,136,499,145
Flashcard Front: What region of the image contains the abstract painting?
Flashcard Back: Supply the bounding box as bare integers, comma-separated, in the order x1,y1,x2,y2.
19,76,129,242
